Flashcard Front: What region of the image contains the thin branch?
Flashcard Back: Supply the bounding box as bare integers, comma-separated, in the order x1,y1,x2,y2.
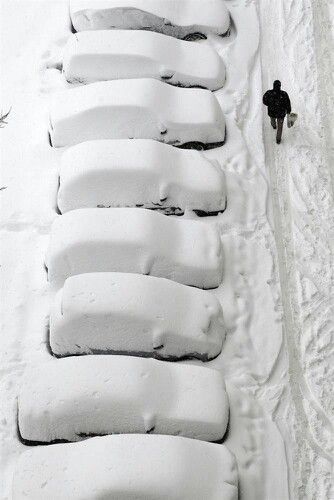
0,107,12,128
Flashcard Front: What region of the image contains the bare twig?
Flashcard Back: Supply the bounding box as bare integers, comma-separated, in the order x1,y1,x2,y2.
0,107,11,128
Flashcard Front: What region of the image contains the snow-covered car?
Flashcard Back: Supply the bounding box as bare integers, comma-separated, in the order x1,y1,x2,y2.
70,0,231,40
57,139,227,216
18,356,229,443
48,78,225,149
45,208,224,289
12,435,238,500
50,272,225,360
63,30,226,90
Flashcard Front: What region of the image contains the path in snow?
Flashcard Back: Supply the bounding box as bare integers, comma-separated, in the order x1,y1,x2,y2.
259,0,333,498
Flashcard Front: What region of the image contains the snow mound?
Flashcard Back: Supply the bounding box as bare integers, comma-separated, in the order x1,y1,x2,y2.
57,139,227,215
45,208,224,289
13,435,238,500
18,356,229,443
50,272,225,359
63,30,226,90
70,0,231,39
48,78,225,148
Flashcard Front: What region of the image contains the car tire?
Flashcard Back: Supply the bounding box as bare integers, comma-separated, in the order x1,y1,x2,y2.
182,141,205,151
183,33,207,41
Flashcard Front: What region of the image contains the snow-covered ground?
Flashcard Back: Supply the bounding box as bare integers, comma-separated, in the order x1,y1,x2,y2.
0,0,333,499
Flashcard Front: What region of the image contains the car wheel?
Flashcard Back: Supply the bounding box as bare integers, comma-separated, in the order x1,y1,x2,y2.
187,141,205,151
183,33,206,41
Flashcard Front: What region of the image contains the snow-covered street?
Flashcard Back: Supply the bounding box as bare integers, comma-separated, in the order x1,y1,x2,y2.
0,1,333,498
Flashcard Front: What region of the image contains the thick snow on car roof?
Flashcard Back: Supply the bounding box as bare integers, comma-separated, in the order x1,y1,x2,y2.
18,356,229,443
49,78,221,123
70,0,231,36
49,78,225,148
45,208,224,289
50,78,225,147
57,139,227,215
13,435,238,500
50,272,225,359
63,30,225,90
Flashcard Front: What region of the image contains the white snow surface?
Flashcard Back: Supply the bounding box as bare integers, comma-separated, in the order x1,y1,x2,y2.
12,435,238,500
46,208,224,289
57,139,227,214
63,30,226,90
18,355,229,443
50,272,225,359
70,0,231,38
1,1,333,499
49,78,225,148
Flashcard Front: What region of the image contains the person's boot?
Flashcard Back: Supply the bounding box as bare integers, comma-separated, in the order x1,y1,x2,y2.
270,117,277,129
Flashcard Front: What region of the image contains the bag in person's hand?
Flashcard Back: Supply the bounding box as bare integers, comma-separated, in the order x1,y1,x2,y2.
287,113,298,128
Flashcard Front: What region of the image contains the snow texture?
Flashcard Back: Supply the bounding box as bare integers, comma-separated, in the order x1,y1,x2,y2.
48,78,226,148
45,208,224,290
3,0,332,497
57,139,227,215
70,0,231,38
63,30,226,90
49,272,225,360
18,356,229,443
12,435,238,500
258,1,334,497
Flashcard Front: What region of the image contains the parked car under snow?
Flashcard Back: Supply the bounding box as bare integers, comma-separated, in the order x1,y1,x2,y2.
13,435,238,500
50,272,226,360
63,30,226,90
18,356,229,443
57,139,227,216
70,0,231,40
48,79,225,149
45,208,224,290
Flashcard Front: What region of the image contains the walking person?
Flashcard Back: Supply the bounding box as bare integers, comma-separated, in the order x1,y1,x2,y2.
263,80,292,144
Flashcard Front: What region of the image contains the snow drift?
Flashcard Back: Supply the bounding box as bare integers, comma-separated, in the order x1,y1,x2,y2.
12,435,238,500
63,30,226,90
70,0,231,39
45,208,224,289
50,272,225,360
48,78,226,148
57,139,227,215
18,356,229,443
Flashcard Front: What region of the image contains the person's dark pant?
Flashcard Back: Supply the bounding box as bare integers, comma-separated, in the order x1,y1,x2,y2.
270,117,285,144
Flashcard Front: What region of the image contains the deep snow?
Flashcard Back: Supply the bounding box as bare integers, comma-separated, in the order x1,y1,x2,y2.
50,272,225,359
18,355,229,443
57,139,227,214
70,0,231,37
45,208,224,289
0,0,333,499
63,30,226,89
48,78,225,148
13,435,238,500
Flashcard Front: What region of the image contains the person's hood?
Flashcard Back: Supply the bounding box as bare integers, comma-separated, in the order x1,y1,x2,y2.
273,80,281,91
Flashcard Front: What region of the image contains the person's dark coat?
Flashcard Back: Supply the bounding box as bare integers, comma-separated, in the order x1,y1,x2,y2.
263,81,291,119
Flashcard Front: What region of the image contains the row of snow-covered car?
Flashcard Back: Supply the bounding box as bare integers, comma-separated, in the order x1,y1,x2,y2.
49,1,230,149
13,2,238,499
